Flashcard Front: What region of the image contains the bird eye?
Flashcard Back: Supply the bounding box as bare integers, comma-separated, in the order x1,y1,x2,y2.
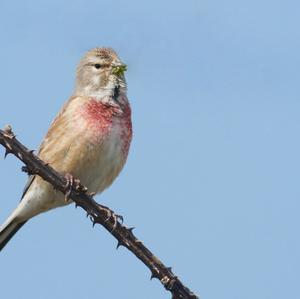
94,64,101,69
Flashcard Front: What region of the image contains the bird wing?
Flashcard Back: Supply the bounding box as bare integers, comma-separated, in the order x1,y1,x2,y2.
38,96,77,161
21,96,85,201
21,175,35,200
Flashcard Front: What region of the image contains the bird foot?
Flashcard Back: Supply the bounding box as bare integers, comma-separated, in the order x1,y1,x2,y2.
64,173,81,202
96,203,123,230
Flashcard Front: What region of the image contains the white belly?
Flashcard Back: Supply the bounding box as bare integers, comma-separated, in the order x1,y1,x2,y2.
84,124,126,193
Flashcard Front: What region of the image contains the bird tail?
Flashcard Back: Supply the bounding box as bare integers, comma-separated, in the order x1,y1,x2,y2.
0,217,27,251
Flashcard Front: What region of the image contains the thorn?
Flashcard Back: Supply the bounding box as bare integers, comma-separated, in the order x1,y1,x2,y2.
116,241,124,249
167,267,173,273
21,166,33,175
75,203,78,209
118,215,124,224
28,149,35,154
91,215,98,227
21,166,28,173
86,212,89,218
89,192,96,197
128,227,135,232
4,149,11,158
150,272,158,280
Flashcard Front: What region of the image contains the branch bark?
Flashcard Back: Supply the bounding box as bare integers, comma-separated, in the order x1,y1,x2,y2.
0,126,198,299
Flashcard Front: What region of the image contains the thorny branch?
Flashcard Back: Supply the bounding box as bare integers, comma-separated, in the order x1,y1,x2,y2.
0,126,198,299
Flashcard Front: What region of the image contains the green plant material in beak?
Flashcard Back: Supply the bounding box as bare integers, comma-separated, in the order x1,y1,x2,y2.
112,64,127,76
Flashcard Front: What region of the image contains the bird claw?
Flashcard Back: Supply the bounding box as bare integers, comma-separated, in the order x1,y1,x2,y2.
96,203,123,230
64,173,81,202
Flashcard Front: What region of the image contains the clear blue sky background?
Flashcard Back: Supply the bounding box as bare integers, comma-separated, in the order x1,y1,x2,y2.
0,1,299,298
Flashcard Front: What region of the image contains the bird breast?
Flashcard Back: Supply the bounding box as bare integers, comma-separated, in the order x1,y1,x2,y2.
71,97,132,193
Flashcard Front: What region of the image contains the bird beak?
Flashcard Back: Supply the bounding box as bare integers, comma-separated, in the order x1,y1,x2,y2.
112,64,127,76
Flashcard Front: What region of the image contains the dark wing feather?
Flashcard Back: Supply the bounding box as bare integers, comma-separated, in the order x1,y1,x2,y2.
21,175,36,200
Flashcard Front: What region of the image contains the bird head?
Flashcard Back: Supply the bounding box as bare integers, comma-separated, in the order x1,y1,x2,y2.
75,47,127,97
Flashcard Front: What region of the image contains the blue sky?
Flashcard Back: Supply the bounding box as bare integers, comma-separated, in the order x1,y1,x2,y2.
0,0,299,298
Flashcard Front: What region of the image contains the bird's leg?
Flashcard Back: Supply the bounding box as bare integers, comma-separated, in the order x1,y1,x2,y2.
64,173,81,202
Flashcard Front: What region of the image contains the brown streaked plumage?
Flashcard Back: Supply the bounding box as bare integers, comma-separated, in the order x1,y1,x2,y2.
0,48,132,251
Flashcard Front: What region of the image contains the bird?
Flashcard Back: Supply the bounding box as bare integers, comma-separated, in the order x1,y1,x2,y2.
0,47,132,251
